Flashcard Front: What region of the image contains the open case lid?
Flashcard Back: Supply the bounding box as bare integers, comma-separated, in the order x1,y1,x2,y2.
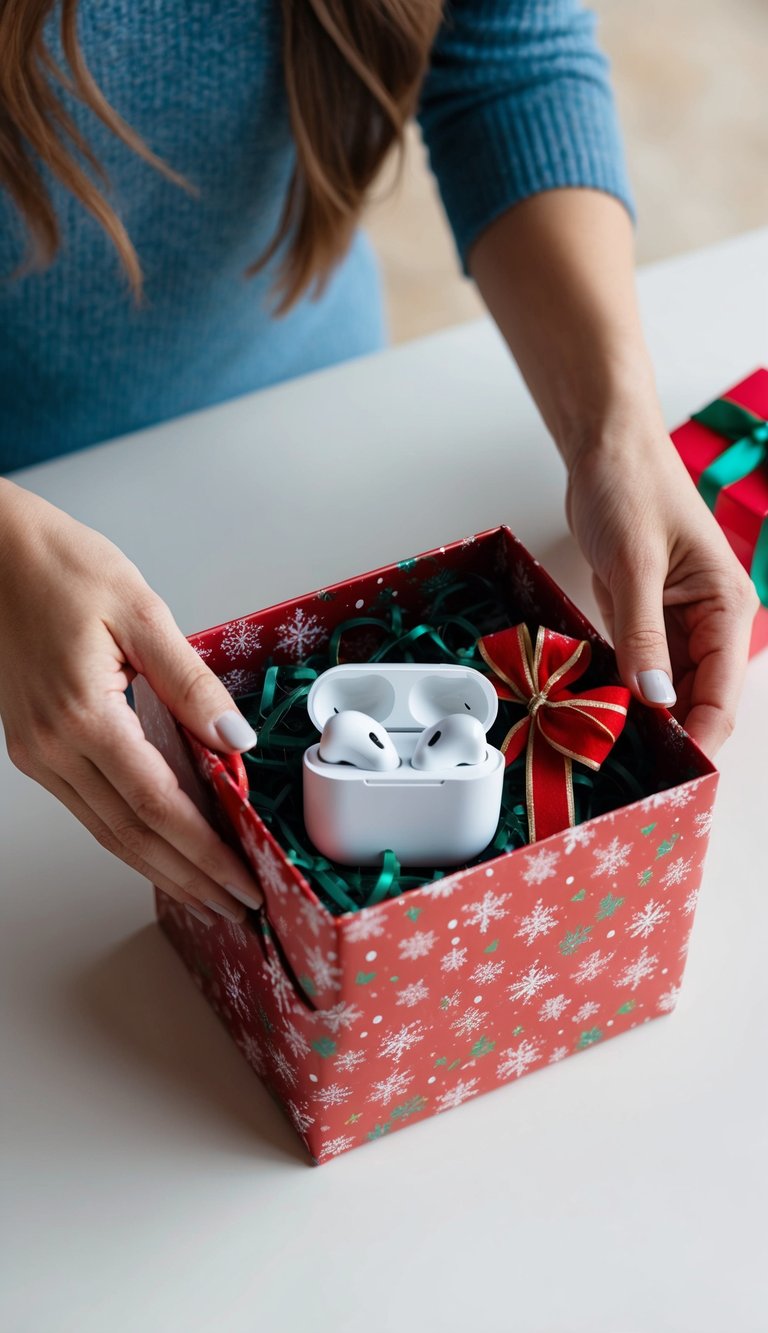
306,663,499,733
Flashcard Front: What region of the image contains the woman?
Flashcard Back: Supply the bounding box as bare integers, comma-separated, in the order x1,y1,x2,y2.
0,1,757,927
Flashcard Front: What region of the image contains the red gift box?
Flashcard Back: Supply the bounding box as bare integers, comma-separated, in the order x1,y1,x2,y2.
134,527,717,1164
671,368,768,656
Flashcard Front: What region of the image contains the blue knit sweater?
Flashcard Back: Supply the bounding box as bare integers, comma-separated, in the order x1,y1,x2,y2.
0,0,632,473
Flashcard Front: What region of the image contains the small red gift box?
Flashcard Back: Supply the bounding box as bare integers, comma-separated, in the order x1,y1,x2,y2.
671,368,768,657
134,527,717,1164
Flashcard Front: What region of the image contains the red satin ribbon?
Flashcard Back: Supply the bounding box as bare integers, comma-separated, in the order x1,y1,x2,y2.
478,624,631,843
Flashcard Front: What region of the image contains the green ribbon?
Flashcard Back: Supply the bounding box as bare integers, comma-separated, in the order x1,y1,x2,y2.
693,396,768,605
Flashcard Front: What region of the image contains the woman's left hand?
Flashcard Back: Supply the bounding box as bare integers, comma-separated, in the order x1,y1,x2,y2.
565,419,758,759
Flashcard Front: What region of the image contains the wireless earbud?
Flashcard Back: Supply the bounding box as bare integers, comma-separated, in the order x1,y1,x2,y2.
318,709,401,771
410,714,487,770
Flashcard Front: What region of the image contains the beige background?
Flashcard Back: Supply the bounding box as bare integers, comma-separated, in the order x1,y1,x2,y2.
365,0,768,343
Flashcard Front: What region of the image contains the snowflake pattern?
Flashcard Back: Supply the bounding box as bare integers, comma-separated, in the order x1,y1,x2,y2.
343,913,386,943
469,960,505,987
298,895,328,938
269,1045,298,1087
694,808,715,839
572,1001,600,1024
515,899,559,946
563,824,596,855
435,1078,480,1112
440,946,468,973
593,836,633,877
236,1030,266,1074
396,980,430,1008
316,1135,356,1160
628,900,670,939
312,1083,352,1108
451,1007,488,1039
368,1069,414,1106
378,1022,426,1063
522,848,561,886
220,666,260,695
617,947,658,991
570,949,614,983
220,959,252,1017
286,1100,315,1134
249,837,293,898
683,886,700,915
304,945,342,994
398,930,437,961
548,1045,569,1064
508,959,556,1005
262,954,294,1015
462,890,510,935
335,1049,366,1072
660,856,694,888
282,1020,311,1059
497,1038,542,1080
313,1001,363,1034
274,607,327,660
657,985,681,1013
220,618,262,661
419,879,461,900
538,993,571,1022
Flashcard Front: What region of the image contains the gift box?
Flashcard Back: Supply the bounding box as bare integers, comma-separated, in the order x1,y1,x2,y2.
671,368,768,656
134,527,718,1165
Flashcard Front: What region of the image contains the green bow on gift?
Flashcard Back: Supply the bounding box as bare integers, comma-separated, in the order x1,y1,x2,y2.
693,396,768,606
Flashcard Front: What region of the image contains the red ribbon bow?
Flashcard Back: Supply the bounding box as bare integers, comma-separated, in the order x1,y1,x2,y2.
478,624,631,843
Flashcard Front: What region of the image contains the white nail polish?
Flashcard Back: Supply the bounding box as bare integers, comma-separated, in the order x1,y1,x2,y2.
215,711,258,751
186,904,213,926
637,669,677,706
225,883,263,911
204,899,244,923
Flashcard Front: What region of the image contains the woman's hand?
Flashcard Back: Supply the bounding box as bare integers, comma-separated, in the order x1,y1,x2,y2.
0,480,263,924
565,421,758,758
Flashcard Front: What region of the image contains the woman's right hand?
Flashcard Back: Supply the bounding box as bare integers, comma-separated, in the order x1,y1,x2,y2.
0,479,263,925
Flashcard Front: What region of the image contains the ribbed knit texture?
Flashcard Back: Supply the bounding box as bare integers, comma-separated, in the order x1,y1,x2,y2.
0,0,633,473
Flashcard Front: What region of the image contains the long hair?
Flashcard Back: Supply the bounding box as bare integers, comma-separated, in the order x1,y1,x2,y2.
0,0,443,309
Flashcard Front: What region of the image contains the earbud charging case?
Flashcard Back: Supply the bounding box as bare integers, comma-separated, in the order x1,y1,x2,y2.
302,663,505,867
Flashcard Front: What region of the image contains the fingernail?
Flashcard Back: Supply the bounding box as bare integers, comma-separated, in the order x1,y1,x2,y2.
204,898,245,923
225,883,263,911
186,904,214,926
637,669,676,706
215,711,258,751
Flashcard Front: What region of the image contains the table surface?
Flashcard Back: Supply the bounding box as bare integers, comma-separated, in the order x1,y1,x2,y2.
2,229,768,1333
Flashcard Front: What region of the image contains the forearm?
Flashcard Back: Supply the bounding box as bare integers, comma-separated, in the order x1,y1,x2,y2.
468,189,664,469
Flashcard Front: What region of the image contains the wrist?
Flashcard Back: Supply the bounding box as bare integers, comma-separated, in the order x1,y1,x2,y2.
553,366,667,473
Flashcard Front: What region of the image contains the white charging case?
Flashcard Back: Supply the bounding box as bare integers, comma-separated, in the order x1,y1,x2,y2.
302,663,505,867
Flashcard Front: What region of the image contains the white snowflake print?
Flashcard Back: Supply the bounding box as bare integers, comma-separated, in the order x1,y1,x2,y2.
312,1082,352,1108
515,898,559,946
593,836,633,877
398,930,437,961
298,895,328,938
435,1078,481,1112
522,847,561,886
667,785,695,810
317,1134,356,1161
440,989,461,1009
286,1100,315,1134
470,960,505,987
220,959,252,1017
282,1019,310,1059
262,954,294,1015
538,994,571,1022
507,959,556,1005
304,945,342,994
617,946,658,991
378,1021,426,1063
548,1045,569,1064
221,617,262,662
440,946,468,973
236,1030,266,1074
628,899,670,940
193,643,213,661
571,1001,600,1024
368,1069,414,1106
497,1037,542,1080
268,1044,298,1087
462,890,510,935
220,666,260,695
657,985,681,1013
513,559,536,608
563,824,596,855
451,1007,488,1039
665,719,688,753
660,856,694,889
683,886,700,916
343,913,385,943
226,919,248,949
250,837,293,899
694,808,715,839
335,1049,366,1073
396,979,430,1008
570,949,614,984
313,1001,363,1034
419,879,460,900
461,533,478,548
274,607,327,660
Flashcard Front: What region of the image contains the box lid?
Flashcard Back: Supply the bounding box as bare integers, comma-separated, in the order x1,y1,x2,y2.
307,663,499,733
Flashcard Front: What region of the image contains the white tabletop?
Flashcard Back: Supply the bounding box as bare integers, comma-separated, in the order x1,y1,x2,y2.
3,229,768,1333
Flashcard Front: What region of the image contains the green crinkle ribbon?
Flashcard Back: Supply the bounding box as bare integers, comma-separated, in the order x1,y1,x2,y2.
235,572,654,914
693,396,768,605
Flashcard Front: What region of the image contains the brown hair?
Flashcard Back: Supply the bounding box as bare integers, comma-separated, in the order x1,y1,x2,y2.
0,0,443,309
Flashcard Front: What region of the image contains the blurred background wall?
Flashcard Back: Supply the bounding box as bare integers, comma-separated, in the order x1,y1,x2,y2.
364,0,768,343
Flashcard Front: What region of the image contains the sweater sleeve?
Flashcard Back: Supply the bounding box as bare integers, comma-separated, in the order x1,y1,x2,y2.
417,0,635,271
